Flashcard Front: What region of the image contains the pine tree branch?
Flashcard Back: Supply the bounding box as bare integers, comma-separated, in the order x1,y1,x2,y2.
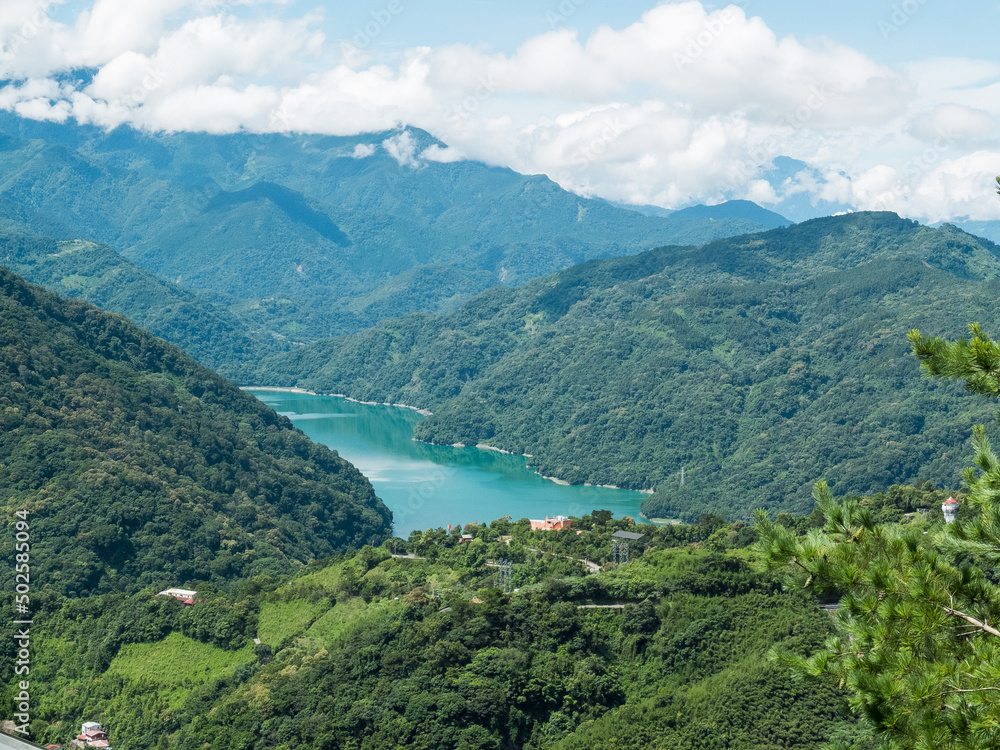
939,686,1000,697
942,606,1000,638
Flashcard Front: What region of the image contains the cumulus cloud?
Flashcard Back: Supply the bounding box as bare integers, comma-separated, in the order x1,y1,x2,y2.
0,1,996,221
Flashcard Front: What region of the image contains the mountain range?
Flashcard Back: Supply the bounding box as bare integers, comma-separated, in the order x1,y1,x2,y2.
0,114,788,351
253,212,1000,521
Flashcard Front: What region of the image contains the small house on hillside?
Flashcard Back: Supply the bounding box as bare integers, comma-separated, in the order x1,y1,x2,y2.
71,723,110,750
156,588,197,605
530,516,571,531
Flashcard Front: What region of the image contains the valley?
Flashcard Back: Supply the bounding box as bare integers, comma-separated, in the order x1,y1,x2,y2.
2,1,999,747
254,213,1000,521
247,389,650,537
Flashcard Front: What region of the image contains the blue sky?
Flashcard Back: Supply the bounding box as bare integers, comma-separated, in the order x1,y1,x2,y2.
315,0,997,67
144,0,992,67
2,1,999,222
168,0,999,73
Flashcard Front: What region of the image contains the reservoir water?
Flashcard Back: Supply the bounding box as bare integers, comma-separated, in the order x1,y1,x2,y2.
248,390,648,537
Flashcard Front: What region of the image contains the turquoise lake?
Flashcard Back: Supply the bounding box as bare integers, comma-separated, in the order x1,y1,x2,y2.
247,390,649,537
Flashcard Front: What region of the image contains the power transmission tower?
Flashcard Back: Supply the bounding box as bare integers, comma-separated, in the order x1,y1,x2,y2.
612,539,629,565
497,558,513,593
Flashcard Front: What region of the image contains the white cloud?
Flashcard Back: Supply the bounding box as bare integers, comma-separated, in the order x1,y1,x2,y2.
421,144,464,163
351,143,376,158
382,130,421,168
0,1,996,221
910,104,997,143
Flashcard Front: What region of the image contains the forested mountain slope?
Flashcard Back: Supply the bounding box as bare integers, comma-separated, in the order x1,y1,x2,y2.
0,230,279,378
255,213,1000,521
13,511,880,750
0,267,391,596
0,114,781,344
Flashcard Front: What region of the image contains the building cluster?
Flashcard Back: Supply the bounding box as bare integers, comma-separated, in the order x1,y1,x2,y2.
530,516,571,531
70,722,110,750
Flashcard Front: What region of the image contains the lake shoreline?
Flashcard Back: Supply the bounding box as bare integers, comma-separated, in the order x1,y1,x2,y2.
241,386,434,416
245,387,654,497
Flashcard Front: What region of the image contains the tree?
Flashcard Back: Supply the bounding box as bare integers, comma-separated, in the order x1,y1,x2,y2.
754,318,1000,749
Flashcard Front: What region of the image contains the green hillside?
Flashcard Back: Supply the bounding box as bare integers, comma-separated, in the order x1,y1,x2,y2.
255,213,1000,521
13,509,888,750
0,266,391,596
0,114,780,345
0,230,280,378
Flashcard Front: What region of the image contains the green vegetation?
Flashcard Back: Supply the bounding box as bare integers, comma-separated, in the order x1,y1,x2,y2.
105,633,257,709
15,510,884,750
0,115,779,347
754,322,1000,749
255,212,1000,521
0,266,391,596
0,230,279,379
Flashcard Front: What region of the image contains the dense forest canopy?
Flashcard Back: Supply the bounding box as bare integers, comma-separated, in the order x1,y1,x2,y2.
255,212,1000,521
0,115,782,348
0,266,391,596
0,230,276,379
5,507,904,750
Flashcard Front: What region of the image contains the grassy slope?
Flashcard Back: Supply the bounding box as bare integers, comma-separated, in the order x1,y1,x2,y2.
105,633,257,709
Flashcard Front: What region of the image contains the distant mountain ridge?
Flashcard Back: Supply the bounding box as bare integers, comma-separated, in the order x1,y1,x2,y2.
0,230,276,378
665,200,791,227
253,212,1000,521
0,113,787,351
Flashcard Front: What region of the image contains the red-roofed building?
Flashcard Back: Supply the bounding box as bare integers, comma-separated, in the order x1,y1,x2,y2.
530,516,571,531
156,588,197,605
72,722,109,749
943,497,960,523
